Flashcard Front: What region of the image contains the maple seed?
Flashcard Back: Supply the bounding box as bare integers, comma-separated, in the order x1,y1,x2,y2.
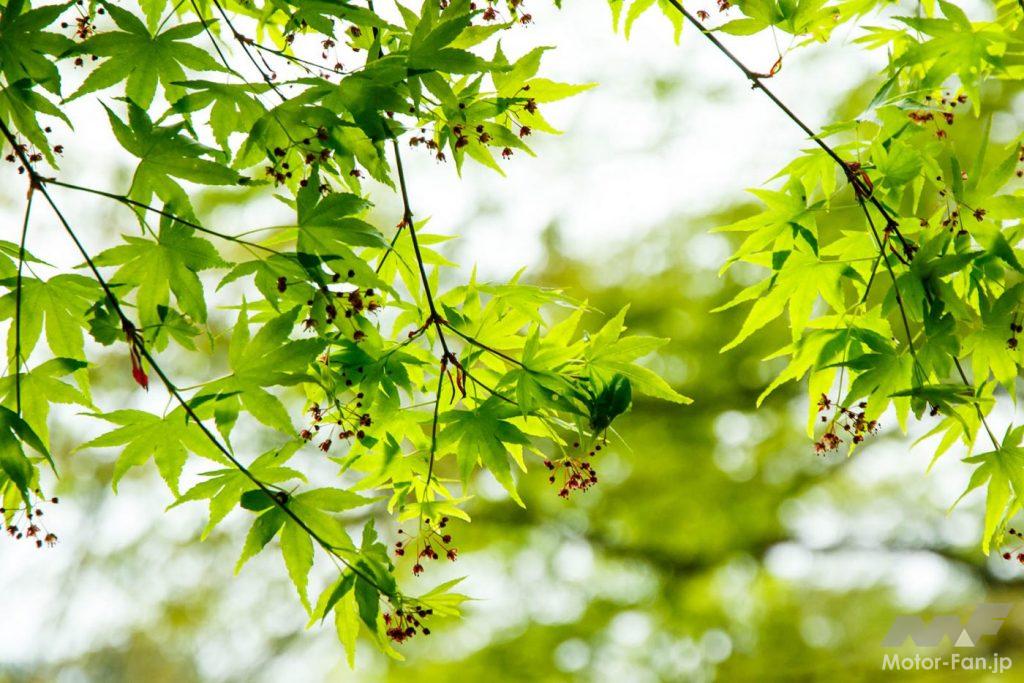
125,325,149,391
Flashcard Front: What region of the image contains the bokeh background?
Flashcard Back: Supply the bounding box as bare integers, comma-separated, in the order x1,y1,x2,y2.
3,1,1024,680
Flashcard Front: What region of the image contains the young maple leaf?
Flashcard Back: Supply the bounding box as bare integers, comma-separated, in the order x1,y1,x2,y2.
65,1,226,108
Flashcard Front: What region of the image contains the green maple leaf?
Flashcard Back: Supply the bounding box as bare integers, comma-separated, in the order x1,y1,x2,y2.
584,305,690,404
441,398,531,506
507,329,582,415
845,350,915,425
0,78,71,164
293,168,385,248
171,442,306,538
0,0,73,93
67,1,225,108
958,425,1024,553
406,0,496,74
0,274,100,379
196,305,325,436
330,57,409,141
81,407,228,494
93,215,228,325
102,101,241,212
0,404,52,503
235,487,372,583
287,170,394,294
0,0,73,160
281,488,375,611
0,358,91,446
174,80,269,152
963,284,1022,390
137,0,168,33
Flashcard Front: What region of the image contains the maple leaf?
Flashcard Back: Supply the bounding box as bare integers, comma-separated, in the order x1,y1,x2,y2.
0,0,72,94
194,305,325,436
67,1,226,108
81,407,228,494
0,357,91,446
0,405,52,503
958,425,1024,554
93,214,228,325
441,398,532,506
0,274,100,378
102,101,241,213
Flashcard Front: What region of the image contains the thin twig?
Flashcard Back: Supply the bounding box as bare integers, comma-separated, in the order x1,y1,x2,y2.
46,179,281,256
856,198,919,367
210,0,288,101
13,189,34,415
663,0,913,255
422,366,446,499
441,320,526,368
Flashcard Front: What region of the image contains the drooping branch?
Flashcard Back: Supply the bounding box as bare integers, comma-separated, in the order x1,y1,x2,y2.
664,0,913,258
665,0,1001,449
13,188,34,416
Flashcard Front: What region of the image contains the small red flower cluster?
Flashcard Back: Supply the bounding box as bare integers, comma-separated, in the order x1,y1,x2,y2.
1001,528,1024,564
814,394,879,454
545,440,602,498
909,92,968,140
393,517,457,575
300,389,371,453
3,493,59,549
384,605,434,642
299,270,382,333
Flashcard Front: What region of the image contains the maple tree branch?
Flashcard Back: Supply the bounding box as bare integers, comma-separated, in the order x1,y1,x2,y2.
45,178,282,256
667,1,1001,450
856,164,999,449
14,188,34,416
0,115,393,598
663,0,912,255
440,320,527,368
210,0,287,100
